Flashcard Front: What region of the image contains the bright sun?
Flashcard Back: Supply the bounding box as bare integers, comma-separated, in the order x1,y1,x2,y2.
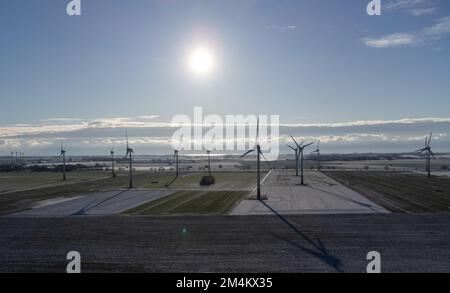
188,47,215,77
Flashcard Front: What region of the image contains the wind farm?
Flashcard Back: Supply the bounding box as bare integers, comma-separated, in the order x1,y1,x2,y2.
1,0,450,275
1,128,450,273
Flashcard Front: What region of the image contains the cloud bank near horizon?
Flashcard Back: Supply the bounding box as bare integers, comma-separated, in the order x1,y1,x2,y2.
1,116,449,155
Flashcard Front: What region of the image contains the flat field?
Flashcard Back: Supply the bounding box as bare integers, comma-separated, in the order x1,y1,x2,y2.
325,171,450,213
0,171,256,215
126,190,248,215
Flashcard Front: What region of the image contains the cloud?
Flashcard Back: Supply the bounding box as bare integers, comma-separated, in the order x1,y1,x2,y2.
25,140,53,147
363,16,450,48
267,25,297,32
1,116,450,154
282,117,450,128
363,33,418,48
385,0,435,16
409,7,436,16
281,25,297,31
0,115,160,138
41,118,84,123
423,16,450,38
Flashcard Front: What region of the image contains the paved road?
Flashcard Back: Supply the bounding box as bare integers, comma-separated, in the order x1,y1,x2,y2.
232,170,388,215
0,213,449,272
12,190,173,217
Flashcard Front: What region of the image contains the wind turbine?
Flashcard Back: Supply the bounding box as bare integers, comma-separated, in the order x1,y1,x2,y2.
125,131,134,188
110,148,116,177
311,140,321,172
174,149,179,177
206,150,211,176
60,141,66,181
287,144,299,176
290,136,313,185
415,132,435,178
240,118,270,200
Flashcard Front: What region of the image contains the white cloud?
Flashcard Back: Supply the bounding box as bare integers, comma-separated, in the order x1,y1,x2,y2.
267,25,297,32
0,115,160,138
41,118,83,123
281,25,297,31
385,0,435,16
1,117,450,154
363,16,450,48
283,118,450,128
0,139,22,149
1,117,450,139
25,140,53,147
363,33,418,48
423,16,450,38
410,7,436,16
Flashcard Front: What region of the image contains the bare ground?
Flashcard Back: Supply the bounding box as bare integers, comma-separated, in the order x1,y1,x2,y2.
0,213,449,273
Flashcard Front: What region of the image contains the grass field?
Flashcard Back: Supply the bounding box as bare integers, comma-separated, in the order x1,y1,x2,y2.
0,171,257,215
0,171,112,193
0,171,189,214
143,171,259,190
325,171,450,213
125,190,248,215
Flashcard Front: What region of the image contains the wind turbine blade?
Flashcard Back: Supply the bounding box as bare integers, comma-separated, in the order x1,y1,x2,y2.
415,148,426,153
240,149,255,158
303,142,314,148
428,132,433,147
290,136,301,148
287,144,296,151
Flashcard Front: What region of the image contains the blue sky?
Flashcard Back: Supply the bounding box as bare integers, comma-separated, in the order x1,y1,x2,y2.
1,0,450,155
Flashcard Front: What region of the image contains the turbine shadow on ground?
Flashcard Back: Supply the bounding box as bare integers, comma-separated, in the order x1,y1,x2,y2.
14,190,134,245
73,190,128,216
165,176,178,188
260,200,343,272
304,185,381,213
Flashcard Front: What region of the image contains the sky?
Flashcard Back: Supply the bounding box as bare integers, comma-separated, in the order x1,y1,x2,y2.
0,0,450,156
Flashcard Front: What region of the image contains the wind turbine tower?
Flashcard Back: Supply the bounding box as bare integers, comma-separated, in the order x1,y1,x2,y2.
60,142,66,181
125,131,134,188
290,136,313,185
312,141,321,172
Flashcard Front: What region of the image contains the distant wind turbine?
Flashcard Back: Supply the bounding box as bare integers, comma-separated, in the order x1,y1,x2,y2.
287,144,299,176
174,149,179,177
290,136,313,185
311,140,321,172
207,150,211,176
415,132,435,178
110,148,116,177
60,141,66,181
125,131,134,188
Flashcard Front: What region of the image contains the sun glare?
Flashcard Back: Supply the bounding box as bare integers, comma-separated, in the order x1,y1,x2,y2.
188,47,215,77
